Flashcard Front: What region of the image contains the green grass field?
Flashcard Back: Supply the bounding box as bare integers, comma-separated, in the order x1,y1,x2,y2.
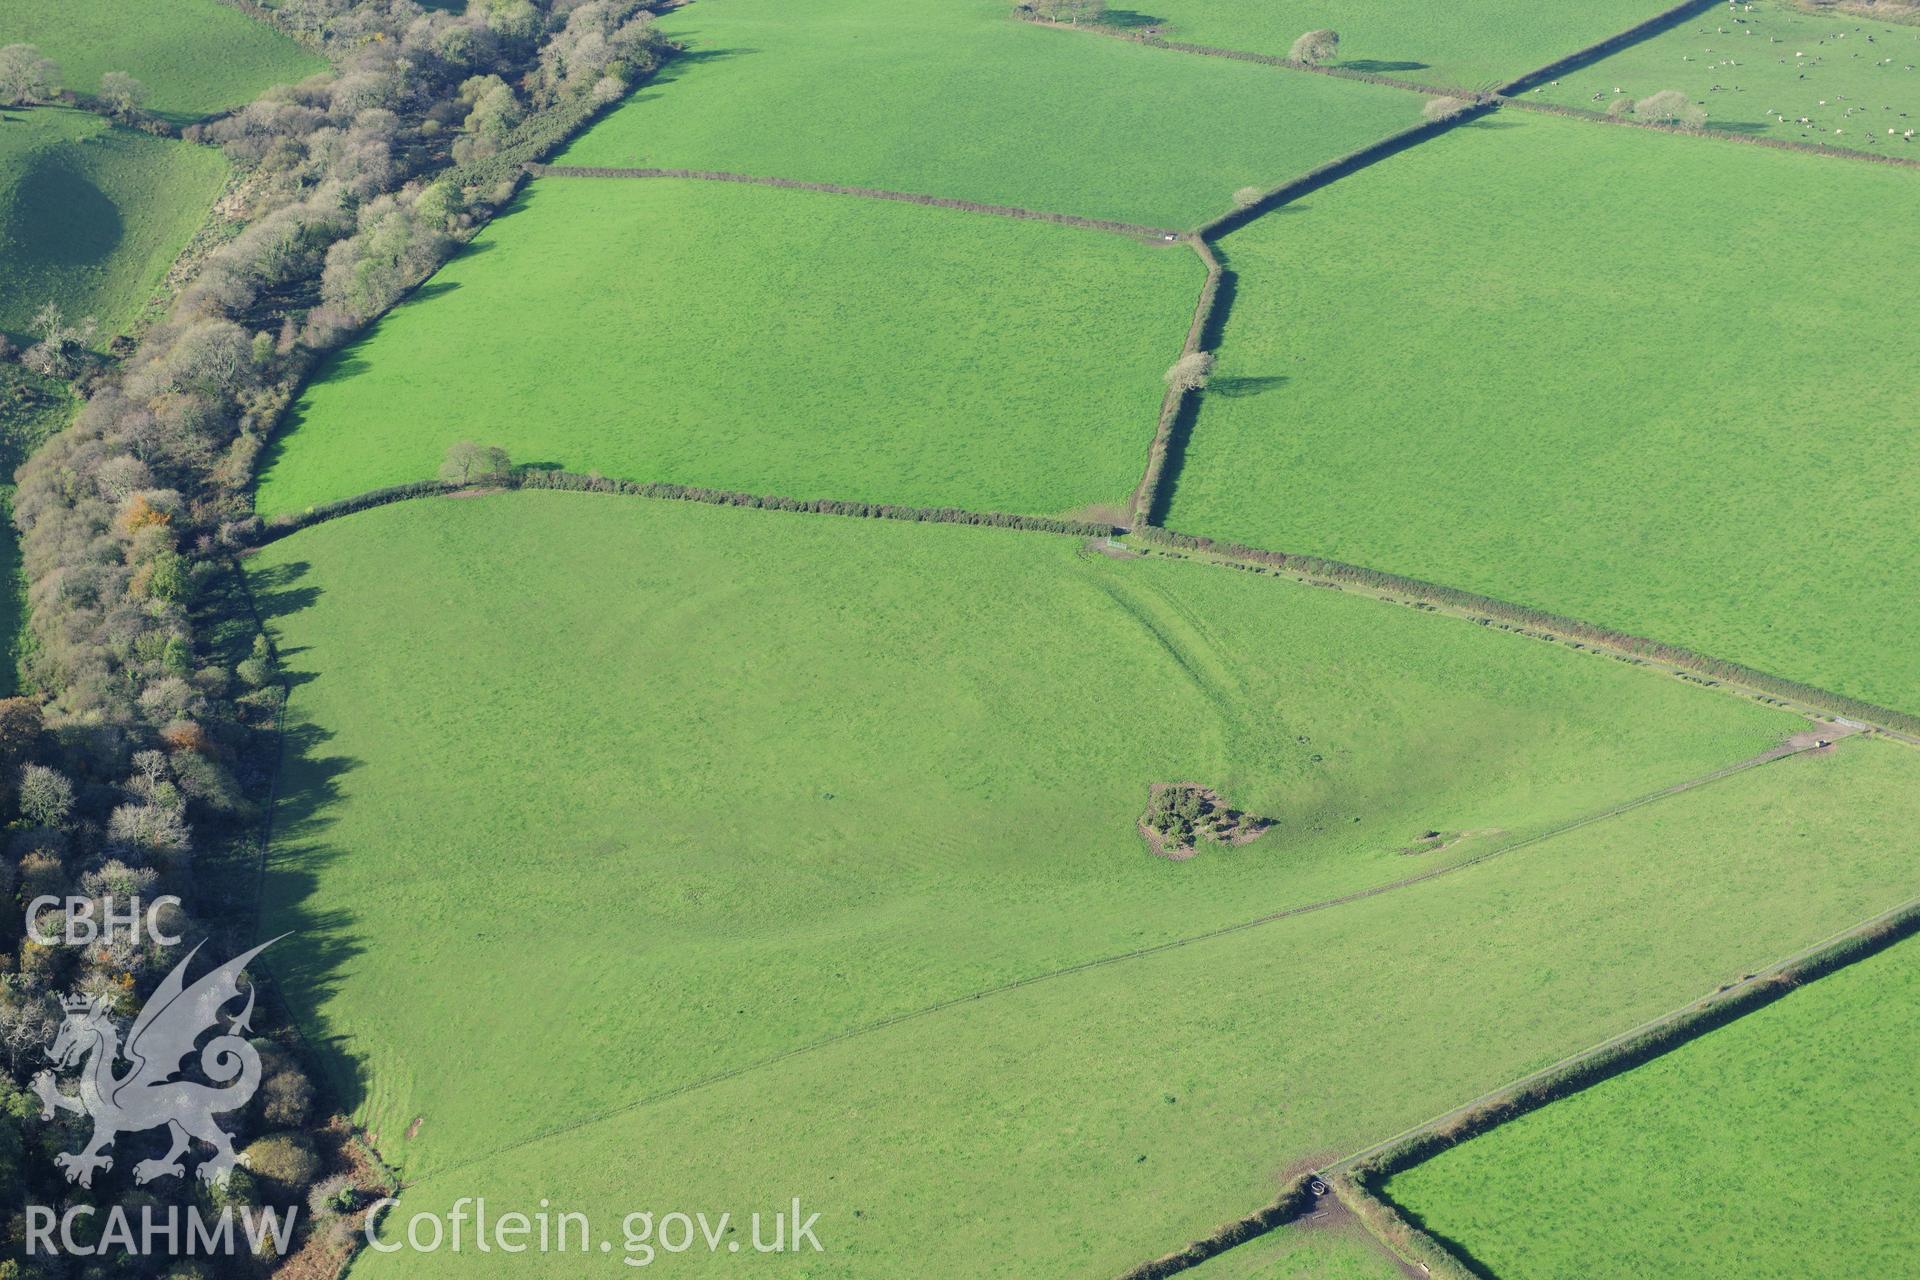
1530,0,1920,154
0,107,227,342
230,480,1915,1278
247,489,1802,1190
1384,933,1920,1279
254,178,1204,519
0,0,323,122
1163,109,1920,716
1131,0,1673,90
554,0,1427,227
1183,1221,1410,1279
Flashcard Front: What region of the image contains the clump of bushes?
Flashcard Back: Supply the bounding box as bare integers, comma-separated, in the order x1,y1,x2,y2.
1139,783,1273,858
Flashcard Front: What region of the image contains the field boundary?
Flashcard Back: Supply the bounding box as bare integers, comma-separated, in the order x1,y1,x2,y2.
1499,95,1920,169
525,165,1186,239
1128,237,1222,525
1318,889,1920,1278
1131,527,1920,740
251,476,1920,741
1191,105,1494,240
251,471,1123,544
397,735,1816,1191
1123,886,1920,1280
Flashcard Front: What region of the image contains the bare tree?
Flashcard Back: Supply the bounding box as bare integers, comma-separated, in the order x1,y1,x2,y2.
1165,351,1215,393
21,303,97,380
1290,29,1339,64
0,44,61,106
1633,89,1706,129
98,71,147,121
18,764,74,829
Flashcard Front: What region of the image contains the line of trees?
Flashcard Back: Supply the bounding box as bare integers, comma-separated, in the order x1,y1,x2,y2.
0,2,675,1274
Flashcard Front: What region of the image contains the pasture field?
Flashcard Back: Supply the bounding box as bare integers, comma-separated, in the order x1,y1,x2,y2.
247,489,1798,1186
240,491,1920,1280
0,107,227,342
553,0,1427,227
1162,109,1920,716
1384,933,1920,1279
1530,0,1920,154
253,178,1203,519
0,0,323,122
1128,0,1672,90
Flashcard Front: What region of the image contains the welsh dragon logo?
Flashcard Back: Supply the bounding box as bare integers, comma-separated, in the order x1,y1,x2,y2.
32,937,280,1188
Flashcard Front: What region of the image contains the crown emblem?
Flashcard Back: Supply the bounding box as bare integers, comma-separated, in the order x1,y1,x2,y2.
60,992,95,1014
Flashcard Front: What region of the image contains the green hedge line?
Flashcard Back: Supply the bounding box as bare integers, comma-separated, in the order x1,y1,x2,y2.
1137,527,1920,736
1347,896,1920,1182
1501,97,1920,171
1194,106,1493,238
1324,1175,1481,1280
1326,896,1920,1278
1128,238,1221,525
529,166,1181,238
256,471,1123,543
1113,1173,1320,1280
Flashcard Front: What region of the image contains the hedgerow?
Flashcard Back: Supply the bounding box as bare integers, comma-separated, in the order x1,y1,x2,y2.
253,470,1124,544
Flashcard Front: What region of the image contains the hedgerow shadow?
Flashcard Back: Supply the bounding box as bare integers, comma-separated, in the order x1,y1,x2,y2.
241,556,375,1118
1096,9,1168,29
1340,59,1430,73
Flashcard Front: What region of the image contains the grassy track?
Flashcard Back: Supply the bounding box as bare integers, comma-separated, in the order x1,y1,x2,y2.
253,178,1202,519
1164,109,1920,716
247,490,1796,1187
1120,0,1679,90
0,0,323,122
0,108,227,342
1385,933,1920,1278
1528,0,1920,154
554,0,1427,227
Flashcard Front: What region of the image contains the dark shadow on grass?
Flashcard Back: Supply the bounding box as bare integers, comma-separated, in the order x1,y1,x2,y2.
408,279,463,305
1362,1184,1502,1280
1340,58,1430,72
241,556,374,1119
1094,9,1168,28
17,158,121,267
1210,374,1289,398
